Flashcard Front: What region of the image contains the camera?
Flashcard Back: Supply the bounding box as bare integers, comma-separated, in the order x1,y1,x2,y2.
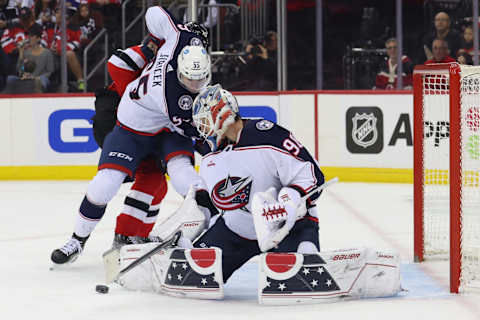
249,35,264,56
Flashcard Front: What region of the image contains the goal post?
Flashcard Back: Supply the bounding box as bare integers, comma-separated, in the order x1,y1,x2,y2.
413,63,480,293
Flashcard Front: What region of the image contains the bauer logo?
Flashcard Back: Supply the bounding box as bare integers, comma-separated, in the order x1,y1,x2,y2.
48,109,99,153
346,106,383,154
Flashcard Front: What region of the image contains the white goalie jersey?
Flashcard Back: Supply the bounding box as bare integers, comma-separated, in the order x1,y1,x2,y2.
199,119,325,240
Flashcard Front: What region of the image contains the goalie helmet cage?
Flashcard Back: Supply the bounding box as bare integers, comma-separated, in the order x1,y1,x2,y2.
413,63,480,293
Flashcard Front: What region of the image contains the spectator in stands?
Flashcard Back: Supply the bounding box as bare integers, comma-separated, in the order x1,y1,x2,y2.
244,31,277,91
44,7,84,90
1,0,19,37
0,47,7,90
34,0,56,27
423,12,461,61
0,6,36,72
457,24,473,65
5,23,54,92
374,38,413,90
88,0,120,46
71,3,102,46
425,38,456,64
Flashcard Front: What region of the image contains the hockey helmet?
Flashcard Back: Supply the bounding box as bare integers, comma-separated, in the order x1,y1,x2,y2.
177,45,211,93
192,84,239,147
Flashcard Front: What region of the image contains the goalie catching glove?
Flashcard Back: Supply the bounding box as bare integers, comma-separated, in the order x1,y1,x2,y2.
252,187,303,252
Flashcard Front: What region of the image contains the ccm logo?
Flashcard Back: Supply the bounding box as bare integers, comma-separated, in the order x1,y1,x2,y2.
108,151,133,162
332,253,360,261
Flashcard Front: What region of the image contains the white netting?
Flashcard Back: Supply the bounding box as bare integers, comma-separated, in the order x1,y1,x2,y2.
458,66,480,290
421,66,480,291
423,72,450,256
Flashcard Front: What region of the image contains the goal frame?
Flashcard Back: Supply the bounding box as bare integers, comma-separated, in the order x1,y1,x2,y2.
413,63,462,293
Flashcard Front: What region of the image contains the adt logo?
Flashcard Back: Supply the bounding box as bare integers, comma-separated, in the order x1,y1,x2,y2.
48,109,99,153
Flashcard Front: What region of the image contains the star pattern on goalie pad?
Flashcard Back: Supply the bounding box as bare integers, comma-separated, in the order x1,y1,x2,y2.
164,249,220,288
263,253,340,294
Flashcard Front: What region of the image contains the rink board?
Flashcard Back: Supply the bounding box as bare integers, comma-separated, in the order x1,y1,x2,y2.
0,91,413,182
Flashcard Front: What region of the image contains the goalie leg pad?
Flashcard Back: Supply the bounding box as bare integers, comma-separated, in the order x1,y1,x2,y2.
150,185,206,242
160,247,223,299
258,248,401,305
117,244,224,299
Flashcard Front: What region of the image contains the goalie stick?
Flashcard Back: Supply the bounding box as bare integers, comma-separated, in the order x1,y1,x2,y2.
103,231,182,284
296,176,339,219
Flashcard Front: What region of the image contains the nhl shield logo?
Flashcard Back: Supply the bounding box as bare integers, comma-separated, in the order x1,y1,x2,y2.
351,113,378,148
346,106,383,154
178,95,193,111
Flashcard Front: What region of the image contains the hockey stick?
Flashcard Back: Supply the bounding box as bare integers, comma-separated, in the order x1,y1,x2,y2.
296,176,339,219
104,231,182,284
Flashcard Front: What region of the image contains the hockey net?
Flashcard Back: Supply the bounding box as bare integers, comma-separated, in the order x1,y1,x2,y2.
413,63,480,293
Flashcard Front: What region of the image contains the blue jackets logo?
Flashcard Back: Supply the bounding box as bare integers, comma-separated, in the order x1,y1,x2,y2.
48,109,99,153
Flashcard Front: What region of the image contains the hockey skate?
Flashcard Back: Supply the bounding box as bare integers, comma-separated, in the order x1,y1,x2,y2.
51,233,89,264
111,233,145,250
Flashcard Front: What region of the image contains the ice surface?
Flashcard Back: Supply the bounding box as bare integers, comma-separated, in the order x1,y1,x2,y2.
1,181,479,320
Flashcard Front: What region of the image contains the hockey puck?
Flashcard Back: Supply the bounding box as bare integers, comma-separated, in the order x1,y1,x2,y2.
95,284,109,294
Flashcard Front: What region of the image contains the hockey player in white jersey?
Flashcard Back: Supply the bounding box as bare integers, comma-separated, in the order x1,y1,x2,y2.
50,7,217,265
190,84,325,282
113,85,401,303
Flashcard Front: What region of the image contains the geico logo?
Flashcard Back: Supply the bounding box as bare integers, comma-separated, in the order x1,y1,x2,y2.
108,151,133,162
48,109,99,153
423,121,449,147
332,253,361,261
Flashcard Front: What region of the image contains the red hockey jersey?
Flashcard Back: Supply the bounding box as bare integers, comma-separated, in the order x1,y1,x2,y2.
375,55,413,90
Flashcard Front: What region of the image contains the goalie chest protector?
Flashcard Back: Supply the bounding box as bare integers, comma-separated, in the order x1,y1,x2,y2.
199,120,324,240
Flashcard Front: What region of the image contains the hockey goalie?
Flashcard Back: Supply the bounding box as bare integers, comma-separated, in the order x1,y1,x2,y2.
104,85,402,304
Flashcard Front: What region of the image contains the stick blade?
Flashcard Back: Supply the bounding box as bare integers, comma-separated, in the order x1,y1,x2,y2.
103,248,120,284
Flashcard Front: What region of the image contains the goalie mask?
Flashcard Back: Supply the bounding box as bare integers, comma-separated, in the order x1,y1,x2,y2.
192,84,240,150
177,46,211,93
